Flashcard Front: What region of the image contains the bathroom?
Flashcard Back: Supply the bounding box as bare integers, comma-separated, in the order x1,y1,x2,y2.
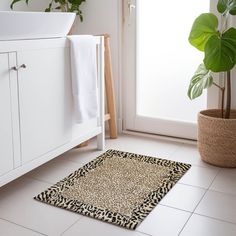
0,0,236,235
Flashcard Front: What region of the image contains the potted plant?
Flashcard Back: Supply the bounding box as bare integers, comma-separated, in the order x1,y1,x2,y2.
188,0,236,167
10,0,86,21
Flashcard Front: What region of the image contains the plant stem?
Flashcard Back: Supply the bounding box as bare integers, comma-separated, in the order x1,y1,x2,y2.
221,13,228,34
224,71,231,119
221,87,225,118
213,82,224,90
212,81,225,118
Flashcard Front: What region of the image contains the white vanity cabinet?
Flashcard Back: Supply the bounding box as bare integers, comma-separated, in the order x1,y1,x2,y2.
17,47,72,164
0,37,105,187
0,53,14,176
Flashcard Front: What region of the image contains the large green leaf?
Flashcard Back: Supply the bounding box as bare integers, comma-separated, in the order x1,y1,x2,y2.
189,13,219,51
222,27,236,50
230,1,236,15
217,0,228,13
217,0,236,15
188,64,213,100
204,27,236,72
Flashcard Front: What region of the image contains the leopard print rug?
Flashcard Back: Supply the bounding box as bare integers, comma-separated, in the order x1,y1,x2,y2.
34,149,191,230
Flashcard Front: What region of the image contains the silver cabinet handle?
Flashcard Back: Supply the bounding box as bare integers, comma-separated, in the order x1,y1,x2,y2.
11,64,27,71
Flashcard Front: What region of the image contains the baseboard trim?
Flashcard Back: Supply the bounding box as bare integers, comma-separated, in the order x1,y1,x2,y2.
122,130,197,145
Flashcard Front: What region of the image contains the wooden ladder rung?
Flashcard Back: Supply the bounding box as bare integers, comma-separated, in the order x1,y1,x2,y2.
104,34,118,139
105,113,111,121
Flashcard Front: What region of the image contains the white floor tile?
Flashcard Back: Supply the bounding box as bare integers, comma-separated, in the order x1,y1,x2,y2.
63,135,182,166
195,190,236,224
160,183,206,212
105,134,182,158
62,217,148,236
178,165,219,189
180,214,236,236
1,134,235,236
61,146,103,165
0,177,81,236
210,169,236,196
137,205,191,236
170,144,215,167
26,157,84,184
0,219,43,236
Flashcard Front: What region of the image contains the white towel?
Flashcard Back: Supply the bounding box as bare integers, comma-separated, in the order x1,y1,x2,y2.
68,35,98,123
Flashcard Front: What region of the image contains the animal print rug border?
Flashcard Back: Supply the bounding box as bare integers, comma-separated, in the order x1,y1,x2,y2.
34,149,191,230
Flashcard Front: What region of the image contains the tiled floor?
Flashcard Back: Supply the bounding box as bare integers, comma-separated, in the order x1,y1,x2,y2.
0,134,236,236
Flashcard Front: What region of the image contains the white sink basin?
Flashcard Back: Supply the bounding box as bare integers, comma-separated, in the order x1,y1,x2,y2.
0,11,76,41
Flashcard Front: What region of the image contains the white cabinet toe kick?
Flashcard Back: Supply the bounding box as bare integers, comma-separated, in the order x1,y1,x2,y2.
0,37,105,187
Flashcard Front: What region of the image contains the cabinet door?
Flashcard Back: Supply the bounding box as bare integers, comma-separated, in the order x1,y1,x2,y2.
0,53,14,175
17,47,72,164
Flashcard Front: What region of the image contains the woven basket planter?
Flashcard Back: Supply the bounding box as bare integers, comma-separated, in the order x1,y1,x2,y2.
198,109,236,167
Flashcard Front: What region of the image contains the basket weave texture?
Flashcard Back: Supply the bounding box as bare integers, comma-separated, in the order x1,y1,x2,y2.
198,109,236,167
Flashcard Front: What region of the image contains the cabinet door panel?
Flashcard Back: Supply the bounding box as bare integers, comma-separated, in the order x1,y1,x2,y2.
0,53,14,175
18,48,72,164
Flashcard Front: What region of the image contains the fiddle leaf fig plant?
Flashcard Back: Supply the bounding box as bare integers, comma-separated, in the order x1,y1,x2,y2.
10,0,86,21
188,0,236,119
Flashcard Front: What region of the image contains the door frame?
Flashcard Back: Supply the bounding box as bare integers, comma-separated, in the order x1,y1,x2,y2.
122,0,221,140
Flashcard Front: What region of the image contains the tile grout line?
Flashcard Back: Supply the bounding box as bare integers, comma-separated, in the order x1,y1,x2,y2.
59,158,89,166
136,204,193,236
177,182,207,190
194,212,236,226
177,166,221,235
59,216,84,236
57,156,96,166
158,203,192,214
135,230,153,236
0,217,48,236
166,142,223,170
176,181,236,196
184,163,221,169
166,143,186,159
175,159,221,169
206,188,236,198
61,216,154,236
136,229,157,236
177,213,193,236
163,147,221,169
168,142,187,156
24,175,54,185
207,168,222,189
24,161,86,186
